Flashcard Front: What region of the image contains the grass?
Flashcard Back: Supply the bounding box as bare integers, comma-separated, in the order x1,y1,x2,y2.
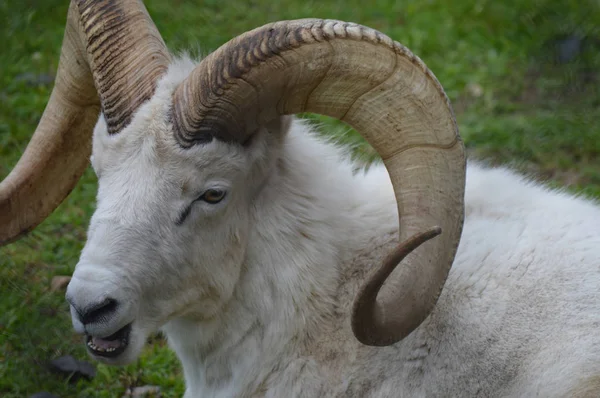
1,0,599,396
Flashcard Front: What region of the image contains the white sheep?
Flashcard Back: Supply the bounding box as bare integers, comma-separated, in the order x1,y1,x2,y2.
2,1,599,397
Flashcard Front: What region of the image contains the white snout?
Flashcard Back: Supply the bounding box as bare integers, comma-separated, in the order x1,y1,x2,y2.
66,263,141,364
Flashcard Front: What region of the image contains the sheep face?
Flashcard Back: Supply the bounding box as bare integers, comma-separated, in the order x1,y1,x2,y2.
65,79,286,365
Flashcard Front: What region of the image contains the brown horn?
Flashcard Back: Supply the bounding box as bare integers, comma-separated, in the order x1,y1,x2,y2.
171,19,465,346
0,0,171,245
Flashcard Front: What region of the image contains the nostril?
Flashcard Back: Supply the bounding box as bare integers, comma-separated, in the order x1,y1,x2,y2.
79,298,118,325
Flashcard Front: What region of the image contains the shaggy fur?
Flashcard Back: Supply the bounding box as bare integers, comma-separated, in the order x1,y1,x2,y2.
66,56,600,397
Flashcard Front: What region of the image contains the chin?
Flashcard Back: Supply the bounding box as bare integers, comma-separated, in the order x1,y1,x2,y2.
84,323,149,366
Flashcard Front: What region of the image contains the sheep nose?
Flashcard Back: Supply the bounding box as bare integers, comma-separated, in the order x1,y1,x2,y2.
68,296,119,325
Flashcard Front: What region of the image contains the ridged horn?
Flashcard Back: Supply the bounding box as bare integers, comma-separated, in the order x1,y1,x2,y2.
0,0,171,245
171,19,465,346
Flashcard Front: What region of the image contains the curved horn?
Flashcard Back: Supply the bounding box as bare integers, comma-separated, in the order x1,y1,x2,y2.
172,19,466,346
0,0,171,245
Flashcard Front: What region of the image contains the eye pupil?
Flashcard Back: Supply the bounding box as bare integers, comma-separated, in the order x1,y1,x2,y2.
201,189,226,204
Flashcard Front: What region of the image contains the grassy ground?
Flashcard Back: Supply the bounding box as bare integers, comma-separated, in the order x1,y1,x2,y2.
1,0,599,396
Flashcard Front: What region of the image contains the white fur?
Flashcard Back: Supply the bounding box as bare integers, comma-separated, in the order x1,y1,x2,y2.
66,57,600,397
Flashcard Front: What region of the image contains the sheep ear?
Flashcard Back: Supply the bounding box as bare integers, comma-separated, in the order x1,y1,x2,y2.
241,116,292,148
266,115,293,137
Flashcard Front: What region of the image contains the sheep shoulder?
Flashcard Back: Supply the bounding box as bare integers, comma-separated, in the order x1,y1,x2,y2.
289,163,600,397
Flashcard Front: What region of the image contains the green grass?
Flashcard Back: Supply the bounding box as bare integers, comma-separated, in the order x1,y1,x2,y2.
1,0,599,396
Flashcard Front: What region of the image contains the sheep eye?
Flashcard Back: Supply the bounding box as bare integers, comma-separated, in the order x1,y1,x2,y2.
199,189,227,204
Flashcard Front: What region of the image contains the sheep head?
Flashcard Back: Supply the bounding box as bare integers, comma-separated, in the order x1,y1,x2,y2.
0,0,466,364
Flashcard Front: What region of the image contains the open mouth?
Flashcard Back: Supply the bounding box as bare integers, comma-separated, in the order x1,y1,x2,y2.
85,323,131,358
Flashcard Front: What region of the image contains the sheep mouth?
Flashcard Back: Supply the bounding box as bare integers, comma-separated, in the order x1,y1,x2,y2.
85,323,131,358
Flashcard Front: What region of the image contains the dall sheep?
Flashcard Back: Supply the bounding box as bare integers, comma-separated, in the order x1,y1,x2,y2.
2,1,600,397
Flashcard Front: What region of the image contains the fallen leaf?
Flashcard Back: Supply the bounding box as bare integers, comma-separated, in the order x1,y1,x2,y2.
30,393,60,398
122,385,162,397
48,355,96,382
